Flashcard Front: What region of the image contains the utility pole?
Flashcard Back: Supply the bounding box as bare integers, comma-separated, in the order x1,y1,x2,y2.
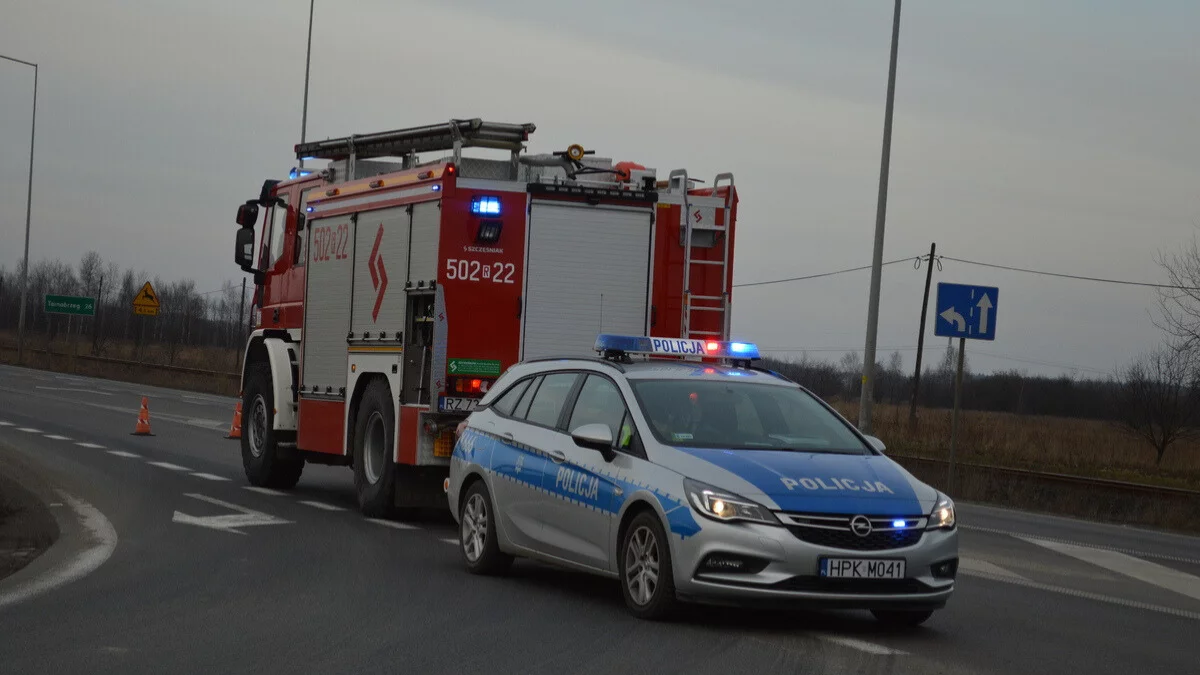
908,242,936,425
2,54,38,365
298,0,315,170
858,0,902,433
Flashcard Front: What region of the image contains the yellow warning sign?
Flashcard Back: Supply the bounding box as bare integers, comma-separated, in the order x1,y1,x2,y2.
132,281,160,316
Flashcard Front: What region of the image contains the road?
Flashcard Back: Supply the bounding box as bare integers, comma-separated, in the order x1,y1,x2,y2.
0,363,1197,674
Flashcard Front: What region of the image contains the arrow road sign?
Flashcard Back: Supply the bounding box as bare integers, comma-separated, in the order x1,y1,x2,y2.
171,493,290,534
935,283,999,341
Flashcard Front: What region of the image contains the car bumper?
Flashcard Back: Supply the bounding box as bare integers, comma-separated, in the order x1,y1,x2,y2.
671,517,958,611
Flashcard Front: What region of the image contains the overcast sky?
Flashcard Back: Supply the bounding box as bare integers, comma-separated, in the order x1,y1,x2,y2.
2,0,1197,377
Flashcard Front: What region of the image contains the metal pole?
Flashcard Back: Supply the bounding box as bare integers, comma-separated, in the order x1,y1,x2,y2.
1,55,38,365
908,242,936,426
298,0,315,170
948,337,965,492
858,0,902,433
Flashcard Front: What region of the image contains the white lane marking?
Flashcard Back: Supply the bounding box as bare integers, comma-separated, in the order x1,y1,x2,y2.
962,524,1200,566
366,518,419,530
1019,536,1200,603
961,569,1200,621
76,442,105,449
146,461,192,472
0,490,118,611
43,435,71,441
958,557,1030,582
439,537,459,545
190,473,230,482
107,451,140,459
244,486,288,496
299,500,345,512
172,493,291,534
35,386,113,396
0,421,13,426
17,428,42,434
815,635,908,656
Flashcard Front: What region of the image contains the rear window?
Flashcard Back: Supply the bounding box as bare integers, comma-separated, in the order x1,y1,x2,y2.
631,380,869,454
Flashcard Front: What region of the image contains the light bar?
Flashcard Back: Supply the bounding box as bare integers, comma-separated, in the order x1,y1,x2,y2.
471,196,501,215
594,335,760,360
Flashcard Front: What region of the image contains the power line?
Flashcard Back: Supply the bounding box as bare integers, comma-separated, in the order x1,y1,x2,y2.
733,256,919,288
939,255,1198,291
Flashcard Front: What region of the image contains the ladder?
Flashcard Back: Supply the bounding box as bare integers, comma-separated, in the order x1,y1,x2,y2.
672,170,735,342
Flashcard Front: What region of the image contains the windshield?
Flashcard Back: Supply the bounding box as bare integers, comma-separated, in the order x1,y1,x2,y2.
630,379,871,454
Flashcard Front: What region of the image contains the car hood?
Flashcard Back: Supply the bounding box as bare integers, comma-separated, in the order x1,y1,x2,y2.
656,446,939,516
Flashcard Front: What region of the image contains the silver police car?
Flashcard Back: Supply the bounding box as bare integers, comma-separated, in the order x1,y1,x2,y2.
447,335,958,624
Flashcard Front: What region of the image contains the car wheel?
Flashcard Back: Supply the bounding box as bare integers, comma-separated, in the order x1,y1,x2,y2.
459,480,512,575
871,609,935,628
353,378,399,517
619,511,677,620
241,364,303,489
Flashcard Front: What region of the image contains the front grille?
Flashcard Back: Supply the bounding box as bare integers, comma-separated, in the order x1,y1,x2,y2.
772,577,933,595
788,526,924,551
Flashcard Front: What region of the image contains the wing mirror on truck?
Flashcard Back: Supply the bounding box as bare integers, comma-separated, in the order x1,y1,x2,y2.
236,200,259,228
235,225,264,284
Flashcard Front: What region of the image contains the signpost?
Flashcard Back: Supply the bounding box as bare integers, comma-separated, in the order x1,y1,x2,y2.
934,283,999,492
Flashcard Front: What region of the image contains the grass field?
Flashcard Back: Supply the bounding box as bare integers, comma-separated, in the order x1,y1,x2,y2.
832,401,1200,491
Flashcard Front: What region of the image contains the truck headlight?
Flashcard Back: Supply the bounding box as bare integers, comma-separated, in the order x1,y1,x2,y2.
683,479,779,526
927,494,956,530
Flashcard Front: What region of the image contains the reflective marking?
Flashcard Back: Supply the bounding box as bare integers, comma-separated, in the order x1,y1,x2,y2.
190,473,230,482
439,537,458,545
299,500,345,511
1020,536,1200,603
17,427,41,433
0,421,13,426
77,442,105,449
244,486,288,496
962,524,1200,565
107,450,140,458
146,461,191,472
958,557,1030,582
815,635,908,655
43,434,71,441
962,569,1200,621
366,518,418,530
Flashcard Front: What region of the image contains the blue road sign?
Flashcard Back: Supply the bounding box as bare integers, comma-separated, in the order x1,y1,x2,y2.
935,283,999,341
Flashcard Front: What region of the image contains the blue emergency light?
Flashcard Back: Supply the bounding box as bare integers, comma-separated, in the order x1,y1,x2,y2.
471,196,502,215
594,335,760,361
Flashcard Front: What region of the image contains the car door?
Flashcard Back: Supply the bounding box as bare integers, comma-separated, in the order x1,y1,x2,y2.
480,375,547,551
536,373,630,571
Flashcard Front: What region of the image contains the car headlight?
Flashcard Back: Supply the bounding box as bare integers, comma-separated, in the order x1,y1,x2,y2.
927,494,956,530
683,479,779,526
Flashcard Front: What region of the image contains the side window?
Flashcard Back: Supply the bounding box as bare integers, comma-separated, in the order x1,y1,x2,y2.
617,411,644,457
267,194,291,268
513,376,542,420
567,375,628,442
491,378,533,417
522,373,579,427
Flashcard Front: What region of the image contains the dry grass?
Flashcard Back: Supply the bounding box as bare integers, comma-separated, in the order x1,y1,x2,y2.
833,401,1200,491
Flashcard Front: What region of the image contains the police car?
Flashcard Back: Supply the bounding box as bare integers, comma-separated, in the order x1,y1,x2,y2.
447,335,958,625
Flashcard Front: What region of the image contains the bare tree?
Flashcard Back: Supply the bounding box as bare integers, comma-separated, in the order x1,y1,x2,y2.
1157,236,1200,349
1113,345,1200,465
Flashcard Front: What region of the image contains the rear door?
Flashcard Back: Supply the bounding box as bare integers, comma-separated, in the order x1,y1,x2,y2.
521,202,653,360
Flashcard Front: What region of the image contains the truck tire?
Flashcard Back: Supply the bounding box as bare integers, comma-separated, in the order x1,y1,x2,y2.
353,378,398,517
241,363,304,489
619,510,678,620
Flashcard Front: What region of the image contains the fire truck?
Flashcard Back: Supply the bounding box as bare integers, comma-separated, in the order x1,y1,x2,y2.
231,118,740,517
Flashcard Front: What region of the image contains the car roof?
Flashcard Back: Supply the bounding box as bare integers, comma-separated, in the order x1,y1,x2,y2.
516,356,797,386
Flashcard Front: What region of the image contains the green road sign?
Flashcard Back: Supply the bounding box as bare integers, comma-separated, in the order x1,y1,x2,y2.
448,358,502,377
44,294,96,317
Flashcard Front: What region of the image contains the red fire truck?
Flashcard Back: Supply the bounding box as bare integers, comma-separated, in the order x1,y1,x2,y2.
231,118,740,516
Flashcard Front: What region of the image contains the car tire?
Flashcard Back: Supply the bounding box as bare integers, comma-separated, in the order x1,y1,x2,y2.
459,480,512,575
619,511,678,620
871,609,935,628
241,364,304,489
353,378,398,518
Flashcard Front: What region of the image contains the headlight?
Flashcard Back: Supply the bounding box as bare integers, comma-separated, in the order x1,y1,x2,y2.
927,494,956,530
683,478,779,526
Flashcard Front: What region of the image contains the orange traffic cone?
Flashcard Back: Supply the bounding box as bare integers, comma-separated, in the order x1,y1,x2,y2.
132,396,154,436
226,401,243,440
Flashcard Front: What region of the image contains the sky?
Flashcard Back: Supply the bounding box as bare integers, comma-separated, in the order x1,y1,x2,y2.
1,0,1197,377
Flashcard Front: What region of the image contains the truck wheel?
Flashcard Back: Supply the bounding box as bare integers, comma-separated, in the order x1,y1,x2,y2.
242,364,304,489
619,511,678,620
353,378,398,517
459,480,512,575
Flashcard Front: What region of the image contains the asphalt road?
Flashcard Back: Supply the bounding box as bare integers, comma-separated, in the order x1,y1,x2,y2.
0,363,1198,674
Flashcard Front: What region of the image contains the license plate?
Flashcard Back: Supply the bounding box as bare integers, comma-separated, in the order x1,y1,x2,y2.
820,558,906,579
439,396,480,413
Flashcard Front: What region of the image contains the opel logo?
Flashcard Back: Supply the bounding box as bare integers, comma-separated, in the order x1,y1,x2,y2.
849,515,873,537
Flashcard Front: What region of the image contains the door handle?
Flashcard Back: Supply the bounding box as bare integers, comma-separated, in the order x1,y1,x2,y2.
502,432,514,441
548,450,567,464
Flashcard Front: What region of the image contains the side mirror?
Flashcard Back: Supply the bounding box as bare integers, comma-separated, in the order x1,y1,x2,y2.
571,423,616,461
864,435,887,454
236,201,259,228
235,226,259,275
